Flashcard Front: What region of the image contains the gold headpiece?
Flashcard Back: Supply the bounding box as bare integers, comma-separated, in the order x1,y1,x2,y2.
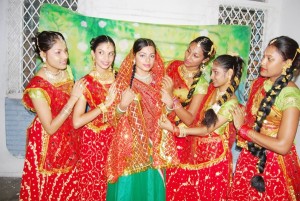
282,47,299,75
292,48,300,62
196,38,208,47
208,44,215,56
197,38,214,56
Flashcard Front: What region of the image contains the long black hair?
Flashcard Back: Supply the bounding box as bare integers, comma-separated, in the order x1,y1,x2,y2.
201,54,244,128
182,36,216,107
247,36,300,193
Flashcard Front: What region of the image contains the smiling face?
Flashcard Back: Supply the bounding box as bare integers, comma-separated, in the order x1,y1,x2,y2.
260,45,287,81
184,42,208,70
41,39,68,71
134,45,156,76
92,42,115,72
210,61,232,91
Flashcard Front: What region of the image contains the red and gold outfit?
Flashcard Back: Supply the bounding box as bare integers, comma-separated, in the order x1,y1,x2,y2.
165,60,209,162
20,74,79,200
167,84,238,201
229,77,300,201
77,74,115,201
106,50,179,200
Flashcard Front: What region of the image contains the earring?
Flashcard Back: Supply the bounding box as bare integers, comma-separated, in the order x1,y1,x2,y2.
201,63,205,71
42,57,46,63
282,60,292,75
92,57,96,71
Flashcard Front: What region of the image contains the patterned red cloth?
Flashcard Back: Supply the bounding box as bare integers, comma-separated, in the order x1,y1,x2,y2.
106,50,179,183
20,76,79,201
77,74,115,200
166,84,236,201
229,77,300,201
165,60,193,163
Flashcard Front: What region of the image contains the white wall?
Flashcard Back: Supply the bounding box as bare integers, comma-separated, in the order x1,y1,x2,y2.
0,0,25,177
278,0,300,153
0,0,299,176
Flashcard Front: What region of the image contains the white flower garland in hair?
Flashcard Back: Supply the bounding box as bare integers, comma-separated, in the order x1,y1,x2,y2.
211,103,221,114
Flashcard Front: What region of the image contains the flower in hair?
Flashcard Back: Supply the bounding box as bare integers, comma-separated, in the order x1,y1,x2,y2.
228,51,239,57
211,103,221,114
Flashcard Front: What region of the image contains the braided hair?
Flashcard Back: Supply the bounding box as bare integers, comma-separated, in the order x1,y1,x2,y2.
181,36,216,107
201,55,244,128
247,36,300,193
129,38,156,88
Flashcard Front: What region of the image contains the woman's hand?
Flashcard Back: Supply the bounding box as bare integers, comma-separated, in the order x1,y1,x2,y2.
231,104,245,130
162,75,174,95
71,78,87,100
158,114,173,131
161,88,173,108
119,87,136,110
104,82,117,108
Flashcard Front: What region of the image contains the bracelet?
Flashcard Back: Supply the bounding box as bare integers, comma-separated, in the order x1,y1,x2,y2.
116,104,126,114
178,127,187,138
239,125,252,141
173,97,183,110
172,124,178,133
62,106,72,116
166,104,174,112
97,103,108,123
97,103,108,113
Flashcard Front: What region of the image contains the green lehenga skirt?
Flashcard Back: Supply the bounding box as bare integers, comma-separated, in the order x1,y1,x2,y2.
106,168,166,201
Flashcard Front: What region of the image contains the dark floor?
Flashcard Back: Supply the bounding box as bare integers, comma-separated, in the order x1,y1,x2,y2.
0,177,21,201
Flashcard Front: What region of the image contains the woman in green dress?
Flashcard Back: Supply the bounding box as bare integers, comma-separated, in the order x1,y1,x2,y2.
106,38,179,201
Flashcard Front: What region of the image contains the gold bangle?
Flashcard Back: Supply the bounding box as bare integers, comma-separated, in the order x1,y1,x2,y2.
178,127,187,138
97,103,108,113
62,107,71,116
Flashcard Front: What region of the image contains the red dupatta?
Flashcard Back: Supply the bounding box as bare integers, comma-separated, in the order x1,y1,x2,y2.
22,76,79,174
237,77,300,199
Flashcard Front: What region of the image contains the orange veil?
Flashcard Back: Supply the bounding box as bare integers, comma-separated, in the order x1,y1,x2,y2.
107,48,179,183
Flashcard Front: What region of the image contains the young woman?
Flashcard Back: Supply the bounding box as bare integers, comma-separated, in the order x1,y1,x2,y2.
72,35,117,200
229,36,300,200
162,36,215,162
160,54,244,200
106,38,179,201
20,31,86,200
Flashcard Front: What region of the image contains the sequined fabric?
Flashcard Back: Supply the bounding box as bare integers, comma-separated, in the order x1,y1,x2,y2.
106,50,179,183
166,84,237,201
20,76,79,200
229,77,300,201
77,74,115,200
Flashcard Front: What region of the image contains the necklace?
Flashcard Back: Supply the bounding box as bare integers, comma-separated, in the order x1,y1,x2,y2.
93,70,115,84
43,67,63,83
180,65,200,79
134,73,152,84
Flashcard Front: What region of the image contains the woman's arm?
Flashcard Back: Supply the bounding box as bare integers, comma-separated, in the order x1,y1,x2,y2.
72,96,103,129
72,83,117,129
32,94,79,135
32,79,86,134
160,114,229,137
174,94,205,126
247,107,299,155
183,115,228,136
